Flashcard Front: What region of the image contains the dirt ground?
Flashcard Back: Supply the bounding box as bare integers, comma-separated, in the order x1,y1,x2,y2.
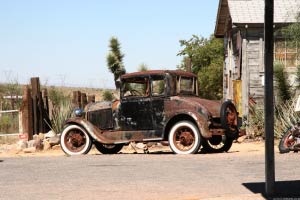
0,137,278,158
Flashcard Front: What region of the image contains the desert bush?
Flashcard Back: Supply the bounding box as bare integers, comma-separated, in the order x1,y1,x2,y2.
102,90,114,101
274,96,300,138
48,87,70,106
247,104,265,138
0,114,18,133
247,95,300,139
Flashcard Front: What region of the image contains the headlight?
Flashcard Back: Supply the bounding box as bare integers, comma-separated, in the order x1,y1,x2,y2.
74,108,84,117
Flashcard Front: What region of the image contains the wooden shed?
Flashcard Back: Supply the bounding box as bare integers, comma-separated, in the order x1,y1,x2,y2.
214,0,300,119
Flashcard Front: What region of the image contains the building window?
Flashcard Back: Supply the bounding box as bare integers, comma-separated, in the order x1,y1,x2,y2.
274,39,299,67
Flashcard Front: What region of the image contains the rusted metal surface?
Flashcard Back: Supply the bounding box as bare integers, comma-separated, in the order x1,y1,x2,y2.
63,70,239,146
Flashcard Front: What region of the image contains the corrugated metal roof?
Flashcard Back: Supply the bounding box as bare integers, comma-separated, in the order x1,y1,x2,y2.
228,0,300,23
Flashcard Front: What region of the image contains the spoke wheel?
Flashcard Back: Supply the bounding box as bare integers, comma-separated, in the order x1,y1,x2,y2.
60,125,92,156
169,121,201,154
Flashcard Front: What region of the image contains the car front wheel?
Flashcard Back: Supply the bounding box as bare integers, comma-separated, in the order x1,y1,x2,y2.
60,124,92,156
168,121,201,154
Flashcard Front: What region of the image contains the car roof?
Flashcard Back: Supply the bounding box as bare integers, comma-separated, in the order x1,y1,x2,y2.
121,70,197,79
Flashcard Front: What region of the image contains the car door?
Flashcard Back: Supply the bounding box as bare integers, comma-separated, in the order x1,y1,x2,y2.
150,75,165,130
120,76,153,130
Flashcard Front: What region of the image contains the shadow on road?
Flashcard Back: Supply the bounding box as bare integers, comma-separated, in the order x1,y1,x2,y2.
243,180,300,198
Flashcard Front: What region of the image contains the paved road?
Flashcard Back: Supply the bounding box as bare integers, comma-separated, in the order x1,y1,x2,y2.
0,147,300,200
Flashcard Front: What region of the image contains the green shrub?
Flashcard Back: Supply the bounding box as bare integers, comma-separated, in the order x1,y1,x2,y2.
102,90,114,101
274,62,291,103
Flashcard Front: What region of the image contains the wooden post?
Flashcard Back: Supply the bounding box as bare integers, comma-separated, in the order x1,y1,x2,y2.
72,91,81,108
81,93,87,109
20,86,33,140
88,95,95,103
264,0,275,196
31,77,40,135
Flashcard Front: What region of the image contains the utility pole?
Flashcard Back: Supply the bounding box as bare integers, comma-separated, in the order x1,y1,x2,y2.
264,0,275,196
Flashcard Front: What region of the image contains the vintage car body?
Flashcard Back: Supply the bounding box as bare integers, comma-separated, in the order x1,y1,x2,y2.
60,70,239,155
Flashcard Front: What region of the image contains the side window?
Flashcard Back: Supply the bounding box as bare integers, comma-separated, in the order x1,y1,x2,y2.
122,77,149,97
152,76,165,96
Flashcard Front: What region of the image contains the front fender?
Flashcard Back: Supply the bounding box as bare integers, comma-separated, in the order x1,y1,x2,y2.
64,118,115,144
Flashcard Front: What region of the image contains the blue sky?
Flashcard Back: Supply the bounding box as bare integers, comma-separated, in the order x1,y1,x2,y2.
0,0,219,88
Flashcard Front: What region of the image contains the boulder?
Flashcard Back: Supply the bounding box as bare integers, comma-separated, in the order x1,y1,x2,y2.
48,136,60,146
34,139,43,151
44,130,56,139
27,140,35,148
43,140,51,151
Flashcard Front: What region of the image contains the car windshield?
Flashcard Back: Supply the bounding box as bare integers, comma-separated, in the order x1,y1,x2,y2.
177,76,198,96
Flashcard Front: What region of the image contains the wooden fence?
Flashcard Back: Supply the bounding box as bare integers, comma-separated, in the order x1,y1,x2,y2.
1,77,97,141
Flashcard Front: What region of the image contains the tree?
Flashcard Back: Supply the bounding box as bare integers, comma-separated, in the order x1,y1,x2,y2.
178,35,224,99
137,63,149,72
280,12,300,44
106,37,126,89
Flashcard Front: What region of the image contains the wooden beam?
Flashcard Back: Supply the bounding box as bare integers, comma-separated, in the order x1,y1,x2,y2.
20,86,33,140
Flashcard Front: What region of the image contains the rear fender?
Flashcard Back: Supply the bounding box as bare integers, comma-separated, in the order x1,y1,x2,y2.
164,111,212,139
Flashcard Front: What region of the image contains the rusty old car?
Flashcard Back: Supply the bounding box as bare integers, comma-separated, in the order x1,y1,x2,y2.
60,70,240,155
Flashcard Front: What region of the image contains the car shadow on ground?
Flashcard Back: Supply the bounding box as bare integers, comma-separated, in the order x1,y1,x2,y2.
243,180,300,199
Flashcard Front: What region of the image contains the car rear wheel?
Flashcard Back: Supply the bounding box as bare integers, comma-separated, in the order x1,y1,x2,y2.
168,121,201,154
94,142,124,154
60,124,92,156
202,135,233,153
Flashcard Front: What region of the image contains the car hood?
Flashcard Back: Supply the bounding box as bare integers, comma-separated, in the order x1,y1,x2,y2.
171,96,222,118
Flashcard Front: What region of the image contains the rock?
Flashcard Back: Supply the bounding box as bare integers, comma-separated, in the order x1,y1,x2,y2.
34,139,43,151
17,140,27,150
23,147,36,153
48,136,60,146
43,140,51,151
44,130,56,139
38,133,45,140
27,140,35,148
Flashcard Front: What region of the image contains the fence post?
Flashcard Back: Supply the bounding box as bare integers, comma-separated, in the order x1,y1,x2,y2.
72,91,81,108
31,77,40,135
81,93,87,109
20,86,33,140
88,95,95,103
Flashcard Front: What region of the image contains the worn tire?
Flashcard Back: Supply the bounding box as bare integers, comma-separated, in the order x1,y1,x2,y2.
202,135,233,153
279,128,295,154
168,121,201,154
220,100,238,139
60,124,92,156
94,142,123,154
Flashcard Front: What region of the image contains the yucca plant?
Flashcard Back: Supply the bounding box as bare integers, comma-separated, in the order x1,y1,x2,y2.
50,99,73,134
